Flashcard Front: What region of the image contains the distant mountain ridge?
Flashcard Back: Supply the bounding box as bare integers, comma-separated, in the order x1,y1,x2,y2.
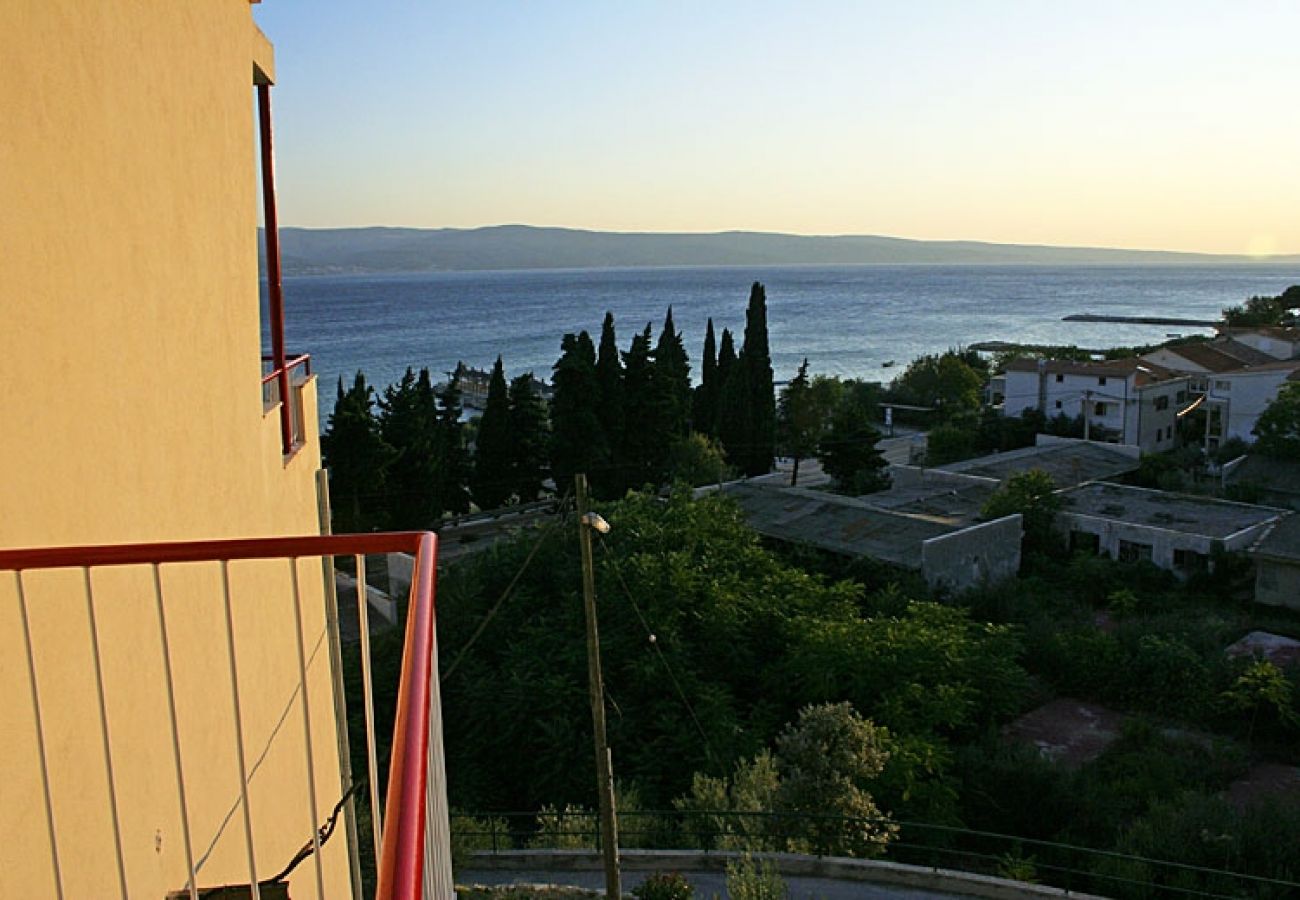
262,225,1298,275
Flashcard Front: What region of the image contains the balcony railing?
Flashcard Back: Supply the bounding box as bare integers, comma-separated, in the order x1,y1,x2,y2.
0,531,450,900
262,353,313,455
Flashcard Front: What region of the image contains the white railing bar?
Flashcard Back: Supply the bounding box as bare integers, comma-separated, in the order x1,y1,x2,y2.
16,571,66,900
82,567,130,900
288,558,327,898
356,553,384,869
153,565,200,900
220,560,261,900
424,624,453,900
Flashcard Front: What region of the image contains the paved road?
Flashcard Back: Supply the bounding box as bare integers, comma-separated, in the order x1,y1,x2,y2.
459,868,969,899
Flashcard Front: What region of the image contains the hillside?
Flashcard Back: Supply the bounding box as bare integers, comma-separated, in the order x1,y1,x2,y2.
264,225,1296,275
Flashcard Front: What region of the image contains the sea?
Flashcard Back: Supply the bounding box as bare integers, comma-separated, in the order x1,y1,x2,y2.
271,264,1299,429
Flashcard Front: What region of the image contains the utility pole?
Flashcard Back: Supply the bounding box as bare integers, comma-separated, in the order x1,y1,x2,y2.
575,473,621,899
1083,389,1092,441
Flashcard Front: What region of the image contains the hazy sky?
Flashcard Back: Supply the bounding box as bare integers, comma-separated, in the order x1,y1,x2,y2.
253,1,1300,255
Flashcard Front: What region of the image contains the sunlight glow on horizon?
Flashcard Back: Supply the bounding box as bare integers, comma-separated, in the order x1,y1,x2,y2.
253,1,1300,257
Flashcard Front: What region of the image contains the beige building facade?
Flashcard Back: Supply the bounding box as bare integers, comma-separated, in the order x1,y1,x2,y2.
2,2,353,897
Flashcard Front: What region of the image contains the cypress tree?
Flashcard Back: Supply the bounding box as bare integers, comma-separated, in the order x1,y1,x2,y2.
507,373,550,502
652,306,692,445
322,372,391,533
620,323,656,490
693,317,719,436
435,372,472,515
739,282,776,476
593,312,626,497
550,331,606,491
715,328,742,463
471,355,513,509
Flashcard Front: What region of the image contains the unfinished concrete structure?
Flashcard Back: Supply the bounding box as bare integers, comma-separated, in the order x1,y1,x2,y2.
718,479,1021,594
1057,482,1288,577
935,436,1141,488
1251,515,1300,611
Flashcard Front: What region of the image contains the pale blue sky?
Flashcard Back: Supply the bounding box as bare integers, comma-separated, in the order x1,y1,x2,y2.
253,1,1300,254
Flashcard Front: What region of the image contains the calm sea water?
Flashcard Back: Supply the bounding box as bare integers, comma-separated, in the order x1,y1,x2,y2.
272,264,1298,427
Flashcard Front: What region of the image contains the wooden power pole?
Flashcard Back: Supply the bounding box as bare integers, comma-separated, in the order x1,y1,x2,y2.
575,473,621,899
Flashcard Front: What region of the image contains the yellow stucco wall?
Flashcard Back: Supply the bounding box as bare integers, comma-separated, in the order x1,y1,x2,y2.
1,2,352,897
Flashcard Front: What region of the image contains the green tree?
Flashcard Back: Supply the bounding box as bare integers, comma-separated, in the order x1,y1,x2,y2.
1252,381,1300,459
773,702,896,857
981,469,1061,557
378,367,441,529
507,373,550,502
736,282,776,476
818,382,889,495
653,307,692,442
1220,660,1299,740
693,317,720,437
1221,287,1299,327
323,372,391,533
777,360,822,486
621,323,658,490
594,312,627,496
889,350,984,421
471,356,513,509
434,374,472,515
550,331,607,491
666,432,732,487
925,420,979,466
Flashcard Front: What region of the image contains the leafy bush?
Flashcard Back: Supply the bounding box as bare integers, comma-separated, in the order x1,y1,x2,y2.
529,804,596,849
725,854,788,900
632,872,694,900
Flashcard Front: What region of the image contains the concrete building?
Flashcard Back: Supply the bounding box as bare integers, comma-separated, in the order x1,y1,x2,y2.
1216,326,1300,361
1,4,449,897
719,478,1021,594
1141,338,1275,393
1251,515,1300,611
1057,482,1287,578
1203,360,1300,451
1002,358,1190,453
935,436,1141,488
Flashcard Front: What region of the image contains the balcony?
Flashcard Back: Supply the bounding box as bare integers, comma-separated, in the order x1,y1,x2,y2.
262,353,313,455
0,532,450,899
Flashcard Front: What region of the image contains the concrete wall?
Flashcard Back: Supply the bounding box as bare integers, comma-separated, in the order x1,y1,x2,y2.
1207,369,1297,444
1,3,346,897
888,465,998,491
1061,513,1277,578
1034,434,1143,459
1134,380,1187,453
1255,558,1300,610
921,514,1022,593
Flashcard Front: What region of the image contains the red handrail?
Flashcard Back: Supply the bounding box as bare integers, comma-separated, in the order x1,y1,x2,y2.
0,530,442,899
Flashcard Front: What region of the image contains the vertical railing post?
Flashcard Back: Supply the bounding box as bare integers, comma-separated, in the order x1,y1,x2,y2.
219,561,261,900
257,81,292,455
16,572,66,900
356,554,384,869
423,609,453,899
288,558,327,897
82,568,129,900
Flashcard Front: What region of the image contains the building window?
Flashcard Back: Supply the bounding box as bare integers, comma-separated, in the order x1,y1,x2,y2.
1098,377,1108,386
1215,380,1231,391
1173,549,1208,572
1155,396,1169,411
1094,402,1107,417
1055,374,1064,383
1118,540,1153,563
1176,390,1187,403
1155,429,1162,443
1055,400,1063,409
1070,531,1101,555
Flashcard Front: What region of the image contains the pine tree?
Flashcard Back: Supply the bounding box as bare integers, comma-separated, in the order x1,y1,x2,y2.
777,359,820,487
471,355,513,509
818,382,889,496
378,367,442,529
435,373,472,515
322,372,391,533
507,373,550,502
593,312,627,497
550,331,607,491
692,317,719,437
620,323,657,490
740,281,776,477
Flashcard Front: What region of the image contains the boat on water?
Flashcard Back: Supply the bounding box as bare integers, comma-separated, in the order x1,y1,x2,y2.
882,360,896,368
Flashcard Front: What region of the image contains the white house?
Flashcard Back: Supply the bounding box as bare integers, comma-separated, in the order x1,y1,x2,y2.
1203,359,1300,451
1141,338,1275,393
1002,358,1191,453
1215,326,1300,361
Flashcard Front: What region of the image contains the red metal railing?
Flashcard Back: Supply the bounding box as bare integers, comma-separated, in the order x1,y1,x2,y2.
261,353,313,454
0,531,449,900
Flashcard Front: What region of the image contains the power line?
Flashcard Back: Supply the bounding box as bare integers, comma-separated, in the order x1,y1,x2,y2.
595,535,718,766
441,491,574,683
